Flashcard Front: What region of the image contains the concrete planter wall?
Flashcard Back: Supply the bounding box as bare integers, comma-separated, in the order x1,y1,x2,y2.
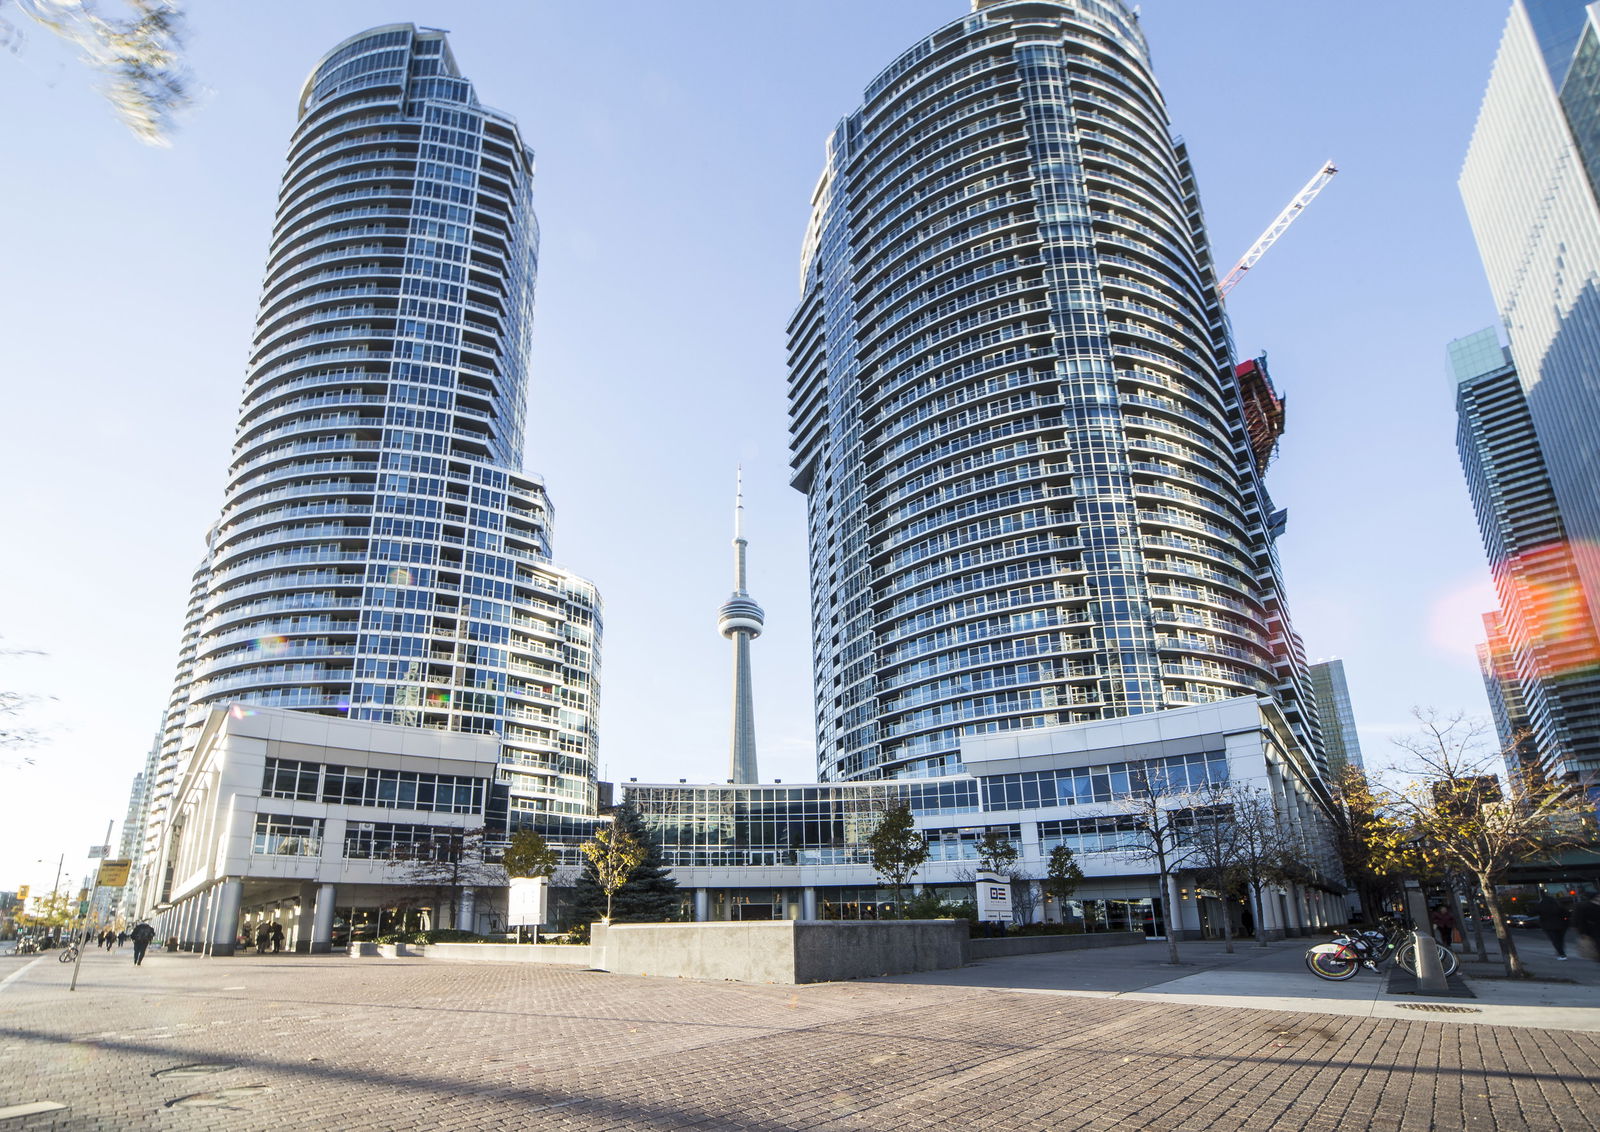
592,920,968,984
963,931,1145,960
424,942,593,966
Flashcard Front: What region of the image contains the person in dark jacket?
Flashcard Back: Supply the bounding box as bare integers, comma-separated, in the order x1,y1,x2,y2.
269,922,284,953
129,921,155,966
1536,894,1570,959
1573,894,1600,961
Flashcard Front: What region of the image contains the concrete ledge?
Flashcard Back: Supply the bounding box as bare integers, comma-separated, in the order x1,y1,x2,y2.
594,920,968,984
964,931,1146,960
424,942,593,966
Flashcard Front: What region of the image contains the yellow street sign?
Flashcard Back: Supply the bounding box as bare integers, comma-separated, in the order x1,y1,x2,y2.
97,860,132,888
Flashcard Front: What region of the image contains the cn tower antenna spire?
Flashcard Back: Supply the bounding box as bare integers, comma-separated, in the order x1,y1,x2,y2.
718,467,764,784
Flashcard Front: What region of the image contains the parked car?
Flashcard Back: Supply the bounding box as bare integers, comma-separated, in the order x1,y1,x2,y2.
1506,913,1538,929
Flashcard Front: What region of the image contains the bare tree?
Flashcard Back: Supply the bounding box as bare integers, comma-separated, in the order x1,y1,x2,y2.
1,0,190,145
1181,783,1244,953
1226,786,1306,947
384,826,504,932
1381,709,1598,978
1106,769,1194,965
1,641,49,769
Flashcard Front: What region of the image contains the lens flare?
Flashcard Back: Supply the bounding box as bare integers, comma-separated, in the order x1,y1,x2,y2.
388,567,412,586
256,635,289,656
1477,539,1600,679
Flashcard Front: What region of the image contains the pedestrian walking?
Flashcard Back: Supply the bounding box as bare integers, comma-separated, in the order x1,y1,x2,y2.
269,922,284,953
256,922,272,953
1572,893,1600,961
116,931,127,948
130,921,155,966
1535,894,1570,959
1430,905,1458,949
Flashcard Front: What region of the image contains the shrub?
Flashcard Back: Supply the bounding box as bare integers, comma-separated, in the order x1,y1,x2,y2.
902,892,978,920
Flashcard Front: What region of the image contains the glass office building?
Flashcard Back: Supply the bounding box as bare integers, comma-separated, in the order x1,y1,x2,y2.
1306,659,1364,773
144,27,602,908
1461,0,1600,646
787,0,1324,783
1452,329,1600,778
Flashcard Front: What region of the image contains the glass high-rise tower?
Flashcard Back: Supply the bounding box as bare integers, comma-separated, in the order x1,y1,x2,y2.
787,0,1323,782
1458,0,1600,778
142,27,602,893
1461,0,1600,645
1452,328,1600,778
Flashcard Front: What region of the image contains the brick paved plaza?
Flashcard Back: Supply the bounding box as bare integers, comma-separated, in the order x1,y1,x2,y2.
2,947,1599,1130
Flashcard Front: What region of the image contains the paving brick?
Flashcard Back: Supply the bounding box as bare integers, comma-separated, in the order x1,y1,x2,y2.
0,950,1596,1130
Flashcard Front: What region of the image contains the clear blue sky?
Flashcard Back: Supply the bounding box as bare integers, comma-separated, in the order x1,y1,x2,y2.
0,0,1511,894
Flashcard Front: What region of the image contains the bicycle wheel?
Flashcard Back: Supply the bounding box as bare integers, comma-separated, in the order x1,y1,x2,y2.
1305,947,1360,980
57,948,77,964
1395,940,1459,977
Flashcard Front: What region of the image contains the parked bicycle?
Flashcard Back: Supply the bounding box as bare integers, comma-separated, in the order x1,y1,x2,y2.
56,943,80,964
1305,917,1459,981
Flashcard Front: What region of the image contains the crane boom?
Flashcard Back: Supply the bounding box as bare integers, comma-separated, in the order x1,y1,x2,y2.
1217,160,1338,298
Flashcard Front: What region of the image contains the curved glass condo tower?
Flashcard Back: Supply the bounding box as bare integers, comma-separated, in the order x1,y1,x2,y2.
146,27,601,861
788,0,1320,781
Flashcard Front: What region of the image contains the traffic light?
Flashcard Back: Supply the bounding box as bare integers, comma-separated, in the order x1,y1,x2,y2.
16,885,29,900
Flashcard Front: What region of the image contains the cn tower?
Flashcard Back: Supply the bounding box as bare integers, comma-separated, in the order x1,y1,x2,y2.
718,471,764,783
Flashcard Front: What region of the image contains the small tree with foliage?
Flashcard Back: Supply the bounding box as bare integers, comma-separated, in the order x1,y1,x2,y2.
579,820,647,922
866,803,929,917
1380,709,1598,978
1044,844,1084,922
574,804,679,923
976,829,1020,875
503,830,558,879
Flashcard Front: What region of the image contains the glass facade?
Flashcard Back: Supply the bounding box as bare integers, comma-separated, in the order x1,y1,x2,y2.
628,746,1228,869
787,0,1323,784
149,27,602,861
1461,1,1600,650
1452,330,1600,777
1305,659,1364,772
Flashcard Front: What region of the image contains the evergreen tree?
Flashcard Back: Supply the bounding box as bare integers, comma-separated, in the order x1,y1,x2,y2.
573,803,680,923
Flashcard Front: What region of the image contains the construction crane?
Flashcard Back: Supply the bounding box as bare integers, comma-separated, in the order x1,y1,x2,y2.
1217,160,1338,298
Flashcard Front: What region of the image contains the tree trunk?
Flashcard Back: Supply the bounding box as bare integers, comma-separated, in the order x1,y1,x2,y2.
1449,879,1485,962
1161,871,1181,965
1477,874,1526,977
1220,891,1235,954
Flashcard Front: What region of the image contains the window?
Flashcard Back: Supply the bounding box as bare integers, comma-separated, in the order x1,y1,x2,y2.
253,814,324,857
262,758,320,801
344,822,461,861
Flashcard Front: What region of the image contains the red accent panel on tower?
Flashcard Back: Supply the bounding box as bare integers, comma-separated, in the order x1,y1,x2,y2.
1236,356,1285,470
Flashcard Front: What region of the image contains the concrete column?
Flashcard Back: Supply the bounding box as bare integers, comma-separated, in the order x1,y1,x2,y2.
457,886,477,934
801,887,817,921
207,879,242,956
180,895,200,951
295,883,317,953
310,883,336,954
694,889,710,922
1165,874,1185,940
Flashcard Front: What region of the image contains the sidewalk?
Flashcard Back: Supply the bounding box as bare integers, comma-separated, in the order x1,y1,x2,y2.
876,931,1600,1032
